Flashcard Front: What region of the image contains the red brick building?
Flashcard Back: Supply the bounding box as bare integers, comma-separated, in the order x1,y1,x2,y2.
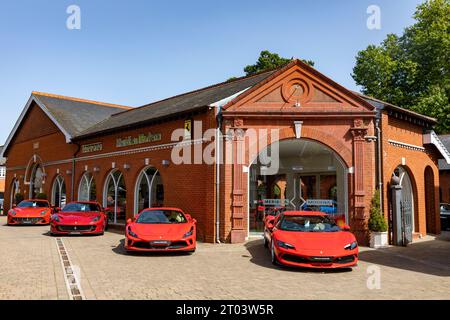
2,60,448,244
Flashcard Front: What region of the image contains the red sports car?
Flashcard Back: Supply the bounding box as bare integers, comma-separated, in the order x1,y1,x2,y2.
7,199,53,225
125,207,196,253
50,201,108,236
264,211,358,269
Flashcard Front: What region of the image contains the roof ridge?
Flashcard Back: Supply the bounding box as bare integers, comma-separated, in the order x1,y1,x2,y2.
31,91,132,110
110,66,282,117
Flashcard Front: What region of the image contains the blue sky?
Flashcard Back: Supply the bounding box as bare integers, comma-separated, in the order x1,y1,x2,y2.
0,0,424,144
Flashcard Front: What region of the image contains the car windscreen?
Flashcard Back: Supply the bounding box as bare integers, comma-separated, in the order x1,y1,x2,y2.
279,215,341,232
61,203,100,212
17,201,49,208
136,210,187,224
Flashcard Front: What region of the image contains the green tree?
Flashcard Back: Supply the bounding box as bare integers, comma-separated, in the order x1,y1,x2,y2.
243,50,314,76
352,0,450,133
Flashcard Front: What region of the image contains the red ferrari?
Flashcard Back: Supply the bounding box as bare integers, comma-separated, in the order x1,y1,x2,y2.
125,207,196,253
264,211,358,269
7,199,53,225
50,201,108,236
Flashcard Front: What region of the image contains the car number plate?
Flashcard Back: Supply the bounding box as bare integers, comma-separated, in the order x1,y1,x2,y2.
70,232,81,235
22,221,32,224
151,240,170,246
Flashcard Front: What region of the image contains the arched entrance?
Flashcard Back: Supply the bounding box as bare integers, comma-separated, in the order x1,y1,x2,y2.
134,166,164,214
78,172,97,201
29,164,44,198
51,175,66,208
424,166,436,233
103,170,127,224
249,138,349,234
10,179,20,206
391,166,415,245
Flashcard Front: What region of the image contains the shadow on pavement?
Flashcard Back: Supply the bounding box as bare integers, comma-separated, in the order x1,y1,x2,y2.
244,238,353,274
359,238,450,277
112,238,194,257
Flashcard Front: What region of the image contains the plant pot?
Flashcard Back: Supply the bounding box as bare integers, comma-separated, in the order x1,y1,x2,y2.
369,231,388,248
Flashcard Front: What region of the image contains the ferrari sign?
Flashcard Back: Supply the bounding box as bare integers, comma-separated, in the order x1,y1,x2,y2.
116,132,162,148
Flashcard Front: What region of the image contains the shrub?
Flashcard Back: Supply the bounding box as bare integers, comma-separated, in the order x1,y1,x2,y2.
14,193,24,204
36,193,48,200
368,189,388,232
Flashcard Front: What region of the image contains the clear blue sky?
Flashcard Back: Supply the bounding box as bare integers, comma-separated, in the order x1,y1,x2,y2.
0,0,424,144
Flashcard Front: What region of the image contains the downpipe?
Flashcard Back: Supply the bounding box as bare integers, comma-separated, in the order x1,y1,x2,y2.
71,142,81,202
215,106,222,244
375,118,383,209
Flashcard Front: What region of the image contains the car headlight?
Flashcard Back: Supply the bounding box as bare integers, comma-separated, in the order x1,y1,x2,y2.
127,226,138,238
277,240,295,250
344,241,358,250
183,227,194,238
40,210,48,216
51,214,60,222
9,210,16,216
91,216,100,222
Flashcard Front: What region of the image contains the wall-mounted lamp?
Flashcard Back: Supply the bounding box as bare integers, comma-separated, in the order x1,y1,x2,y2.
162,160,170,167
294,121,303,139
93,167,100,173
66,170,72,175
145,158,150,166
123,163,131,170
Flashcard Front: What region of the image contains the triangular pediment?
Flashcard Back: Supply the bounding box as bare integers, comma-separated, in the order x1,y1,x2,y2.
223,60,375,114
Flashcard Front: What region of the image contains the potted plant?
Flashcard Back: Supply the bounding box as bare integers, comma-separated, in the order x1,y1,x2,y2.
368,189,388,248
14,193,24,205
36,193,48,200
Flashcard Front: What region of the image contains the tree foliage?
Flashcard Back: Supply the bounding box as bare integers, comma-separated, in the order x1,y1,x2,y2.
243,50,314,76
352,0,450,133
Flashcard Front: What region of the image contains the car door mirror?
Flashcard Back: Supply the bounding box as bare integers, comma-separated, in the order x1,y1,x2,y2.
126,218,132,225
184,213,192,221
342,224,351,231
267,221,275,230
12,204,16,208
192,218,197,224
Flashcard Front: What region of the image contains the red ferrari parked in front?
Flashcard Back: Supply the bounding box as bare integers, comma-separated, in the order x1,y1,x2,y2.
7,199,52,225
125,207,196,253
265,211,358,269
50,201,108,236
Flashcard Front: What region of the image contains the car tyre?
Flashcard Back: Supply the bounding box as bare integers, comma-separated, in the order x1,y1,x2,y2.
271,241,279,266
263,236,269,248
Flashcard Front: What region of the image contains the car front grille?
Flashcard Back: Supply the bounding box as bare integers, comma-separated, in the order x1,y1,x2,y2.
58,225,95,232
282,254,356,265
133,240,189,250
14,217,42,224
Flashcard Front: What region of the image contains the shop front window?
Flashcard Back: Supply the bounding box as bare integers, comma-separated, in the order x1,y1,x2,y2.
135,167,164,214
103,170,127,224
78,172,97,201
51,175,66,208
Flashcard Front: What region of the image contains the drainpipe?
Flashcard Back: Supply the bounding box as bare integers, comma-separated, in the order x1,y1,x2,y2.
71,142,81,202
375,118,383,209
215,106,222,244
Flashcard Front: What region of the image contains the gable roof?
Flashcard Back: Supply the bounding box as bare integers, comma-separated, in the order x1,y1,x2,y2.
1,92,131,157
75,70,276,139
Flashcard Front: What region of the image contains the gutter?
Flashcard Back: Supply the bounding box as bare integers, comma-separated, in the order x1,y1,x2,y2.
71,142,81,202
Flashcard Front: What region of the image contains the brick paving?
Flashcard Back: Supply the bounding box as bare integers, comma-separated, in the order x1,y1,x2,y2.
0,216,449,300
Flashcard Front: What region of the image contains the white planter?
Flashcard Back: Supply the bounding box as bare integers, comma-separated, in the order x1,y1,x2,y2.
369,231,388,248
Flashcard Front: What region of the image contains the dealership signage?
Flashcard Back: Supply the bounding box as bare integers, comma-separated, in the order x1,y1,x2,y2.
116,132,162,148
306,199,334,206
81,142,103,153
263,199,290,206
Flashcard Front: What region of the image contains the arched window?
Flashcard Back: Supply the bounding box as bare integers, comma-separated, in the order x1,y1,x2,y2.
29,164,44,198
51,175,66,208
10,179,20,206
134,167,164,214
103,170,127,224
78,172,97,201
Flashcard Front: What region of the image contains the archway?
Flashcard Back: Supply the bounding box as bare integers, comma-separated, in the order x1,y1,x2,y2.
424,166,436,233
248,138,348,234
51,175,66,208
10,178,20,207
78,172,97,201
29,164,44,198
390,166,416,245
134,166,164,214
103,170,127,224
